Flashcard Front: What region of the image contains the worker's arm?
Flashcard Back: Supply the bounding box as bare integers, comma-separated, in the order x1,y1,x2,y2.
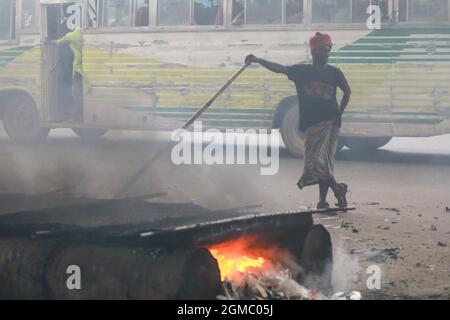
55,28,80,45
335,70,351,127
55,32,71,45
338,72,351,115
245,54,288,74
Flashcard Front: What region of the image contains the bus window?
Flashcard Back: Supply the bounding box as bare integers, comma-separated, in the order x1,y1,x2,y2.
135,0,150,26
102,0,132,27
398,0,407,21
246,0,282,24
286,0,303,24
87,0,99,28
194,0,224,25
231,0,245,25
372,0,390,22
22,0,38,32
0,0,15,41
312,0,351,23
408,0,448,22
157,0,190,26
351,0,389,23
352,0,370,22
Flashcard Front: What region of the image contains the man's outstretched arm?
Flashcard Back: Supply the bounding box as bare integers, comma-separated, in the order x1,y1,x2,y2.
245,54,288,74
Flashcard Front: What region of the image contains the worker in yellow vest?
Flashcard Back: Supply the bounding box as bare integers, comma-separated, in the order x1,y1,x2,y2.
56,28,83,122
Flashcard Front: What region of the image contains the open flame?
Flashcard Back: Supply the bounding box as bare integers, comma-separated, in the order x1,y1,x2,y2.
208,237,273,282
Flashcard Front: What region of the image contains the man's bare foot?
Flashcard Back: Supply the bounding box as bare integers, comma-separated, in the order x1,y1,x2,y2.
335,183,348,208
317,201,330,209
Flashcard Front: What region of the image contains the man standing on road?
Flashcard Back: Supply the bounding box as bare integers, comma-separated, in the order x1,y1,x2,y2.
245,32,352,209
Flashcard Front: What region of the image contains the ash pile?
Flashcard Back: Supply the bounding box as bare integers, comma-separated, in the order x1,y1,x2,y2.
220,272,361,300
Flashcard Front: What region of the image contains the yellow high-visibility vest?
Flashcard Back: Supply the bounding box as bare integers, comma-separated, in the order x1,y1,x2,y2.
56,28,82,77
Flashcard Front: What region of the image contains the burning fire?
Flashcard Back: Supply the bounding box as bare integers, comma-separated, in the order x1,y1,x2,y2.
208,237,273,282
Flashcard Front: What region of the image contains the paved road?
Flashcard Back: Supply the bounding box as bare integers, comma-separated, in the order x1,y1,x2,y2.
1,128,449,212
0,128,449,299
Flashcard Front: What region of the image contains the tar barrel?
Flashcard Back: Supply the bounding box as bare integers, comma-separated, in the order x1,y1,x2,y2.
0,238,221,300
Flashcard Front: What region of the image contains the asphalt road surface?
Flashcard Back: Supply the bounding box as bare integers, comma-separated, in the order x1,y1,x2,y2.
0,128,449,299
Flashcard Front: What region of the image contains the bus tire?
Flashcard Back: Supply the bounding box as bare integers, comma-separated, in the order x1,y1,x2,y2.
343,137,392,151
72,128,108,140
279,103,305,158
3,96,49,144
276,97,346,158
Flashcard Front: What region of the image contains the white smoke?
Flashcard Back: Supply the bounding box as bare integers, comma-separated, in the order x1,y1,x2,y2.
332,240,361,292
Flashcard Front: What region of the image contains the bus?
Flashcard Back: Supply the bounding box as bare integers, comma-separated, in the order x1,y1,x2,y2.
0,0,449,157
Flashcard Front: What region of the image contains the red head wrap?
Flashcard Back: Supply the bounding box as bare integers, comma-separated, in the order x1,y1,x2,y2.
309,32,333,54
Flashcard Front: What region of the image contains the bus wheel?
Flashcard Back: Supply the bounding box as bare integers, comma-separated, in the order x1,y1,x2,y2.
280,104,305,158
343,137,392,151
72,128,108,140
3,96,49,143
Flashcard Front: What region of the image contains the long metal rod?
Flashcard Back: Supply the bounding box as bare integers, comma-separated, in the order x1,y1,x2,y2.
114,63,250,199
182,62,250,129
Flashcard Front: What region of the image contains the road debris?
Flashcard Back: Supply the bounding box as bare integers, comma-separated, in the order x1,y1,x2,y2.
445,207,450,213
381,208,401,213
330,291,362,300
430,225,437,231
341,221,353,229
366,248,400,263
437,242,447,247
219,271,315,300
218,270,362,300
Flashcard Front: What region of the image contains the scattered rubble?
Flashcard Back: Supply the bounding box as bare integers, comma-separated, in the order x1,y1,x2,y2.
437,242,447,247
366,248,400,263
430,225,437,231
330,291,362,300
340,221,359,233
399,280,409,287
341,221,353,229
381,208,401,213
